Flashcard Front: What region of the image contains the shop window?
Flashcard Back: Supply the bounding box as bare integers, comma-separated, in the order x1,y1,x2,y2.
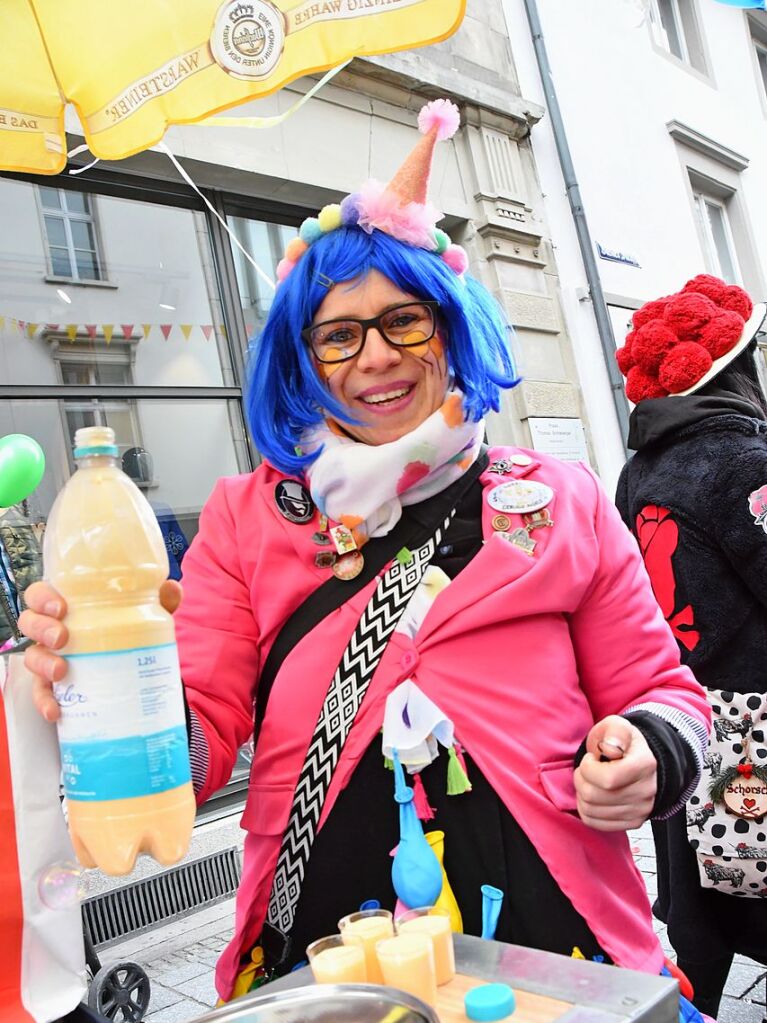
0,173,304,821
649,0,708,73
38,186,103,282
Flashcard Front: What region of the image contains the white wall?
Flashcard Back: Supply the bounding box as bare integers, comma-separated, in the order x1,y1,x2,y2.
503,0,767,493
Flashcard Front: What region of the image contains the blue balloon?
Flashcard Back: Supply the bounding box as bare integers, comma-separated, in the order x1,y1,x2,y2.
390,753,442,910
0,434,45,507
713,0,766,8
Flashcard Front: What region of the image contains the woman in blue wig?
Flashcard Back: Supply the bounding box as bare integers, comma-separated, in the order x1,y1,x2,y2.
21,100,711,1016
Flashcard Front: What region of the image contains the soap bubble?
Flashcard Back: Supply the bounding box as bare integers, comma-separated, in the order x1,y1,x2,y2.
38,861,86,910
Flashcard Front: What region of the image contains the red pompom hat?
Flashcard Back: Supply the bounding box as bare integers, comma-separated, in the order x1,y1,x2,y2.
615,275,766,404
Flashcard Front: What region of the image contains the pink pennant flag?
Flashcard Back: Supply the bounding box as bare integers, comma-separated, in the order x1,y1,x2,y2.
201,325,213,341
160,324,173,341
121,324,134,339
85,325,97,339
46,324,59,332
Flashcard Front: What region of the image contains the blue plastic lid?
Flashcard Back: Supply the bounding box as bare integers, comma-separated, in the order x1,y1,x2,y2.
359,899,381,911
465,983,516,1021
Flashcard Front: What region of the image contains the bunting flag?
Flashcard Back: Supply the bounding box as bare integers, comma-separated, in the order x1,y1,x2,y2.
0,317,224,342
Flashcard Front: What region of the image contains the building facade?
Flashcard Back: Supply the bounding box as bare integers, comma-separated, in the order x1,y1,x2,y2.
0,1,591,851
504,0,767,492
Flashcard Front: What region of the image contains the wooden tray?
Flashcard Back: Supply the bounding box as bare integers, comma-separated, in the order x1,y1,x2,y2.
435,972,572,1023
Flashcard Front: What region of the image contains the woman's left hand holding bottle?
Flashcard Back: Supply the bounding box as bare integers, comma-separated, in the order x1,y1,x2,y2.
19,579,184,723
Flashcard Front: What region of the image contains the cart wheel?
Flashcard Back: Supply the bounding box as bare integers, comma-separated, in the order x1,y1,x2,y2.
87,961,151,1022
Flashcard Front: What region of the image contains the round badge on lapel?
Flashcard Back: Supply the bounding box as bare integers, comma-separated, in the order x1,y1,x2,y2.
275,480,315,524
488,479,553,515
332,550,364,580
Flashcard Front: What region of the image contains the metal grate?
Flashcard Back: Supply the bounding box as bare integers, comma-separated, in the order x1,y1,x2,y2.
81,846,241,949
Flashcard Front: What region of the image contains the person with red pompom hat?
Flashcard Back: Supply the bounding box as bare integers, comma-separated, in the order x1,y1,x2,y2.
616,273,767,1019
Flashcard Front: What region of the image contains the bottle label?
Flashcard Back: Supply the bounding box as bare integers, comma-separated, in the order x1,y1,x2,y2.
54,642,191,802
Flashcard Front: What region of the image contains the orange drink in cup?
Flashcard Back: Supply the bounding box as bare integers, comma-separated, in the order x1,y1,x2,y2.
396,906,455,985
307,934,367,984
339,909,393,984
375,933,438,1006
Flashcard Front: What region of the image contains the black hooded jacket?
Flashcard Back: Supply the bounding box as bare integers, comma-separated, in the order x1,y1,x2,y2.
616,390,767,695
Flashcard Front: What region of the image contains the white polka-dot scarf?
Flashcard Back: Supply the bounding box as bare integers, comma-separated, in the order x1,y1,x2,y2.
302,387,484,546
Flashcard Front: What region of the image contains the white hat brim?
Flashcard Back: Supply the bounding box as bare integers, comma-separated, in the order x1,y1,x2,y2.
670,302,767,397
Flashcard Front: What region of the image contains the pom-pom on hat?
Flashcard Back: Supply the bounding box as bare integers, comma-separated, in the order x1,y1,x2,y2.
616,274,766,402
277,99,468,282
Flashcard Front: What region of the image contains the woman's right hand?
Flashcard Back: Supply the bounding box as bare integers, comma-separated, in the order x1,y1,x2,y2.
18,579,184,723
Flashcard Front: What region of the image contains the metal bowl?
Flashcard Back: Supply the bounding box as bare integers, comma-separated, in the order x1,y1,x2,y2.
190,983,440,1023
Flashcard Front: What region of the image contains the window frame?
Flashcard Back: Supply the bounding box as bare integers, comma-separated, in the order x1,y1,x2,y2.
691,190,743,285
36,186,106,283
647,0,710,78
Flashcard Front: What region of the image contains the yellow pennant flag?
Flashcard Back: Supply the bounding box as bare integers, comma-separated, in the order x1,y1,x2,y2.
180,324,193,340
66,324,78,342
26,323,38,339
103,324,114,344
0,0,466,174
0,316,5,331
142,324,152,339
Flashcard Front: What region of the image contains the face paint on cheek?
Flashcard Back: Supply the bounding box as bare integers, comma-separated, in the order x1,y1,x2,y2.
315,351,345,380
401,330,430,358
429,332,445,359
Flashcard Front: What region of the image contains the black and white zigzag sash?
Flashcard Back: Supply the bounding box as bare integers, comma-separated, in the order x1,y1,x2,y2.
266,512,454,936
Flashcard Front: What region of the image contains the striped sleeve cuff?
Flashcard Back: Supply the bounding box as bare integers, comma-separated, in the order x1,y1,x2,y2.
623,701,708,819
188,706,210,796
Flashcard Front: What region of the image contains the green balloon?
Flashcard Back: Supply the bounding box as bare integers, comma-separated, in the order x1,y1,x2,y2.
0,434,45,507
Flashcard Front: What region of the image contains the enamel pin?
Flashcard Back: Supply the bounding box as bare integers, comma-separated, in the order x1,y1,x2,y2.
274,480,314,524
498,528,536,556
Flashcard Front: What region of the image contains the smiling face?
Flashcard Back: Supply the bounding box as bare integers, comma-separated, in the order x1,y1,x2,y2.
311,270,449,446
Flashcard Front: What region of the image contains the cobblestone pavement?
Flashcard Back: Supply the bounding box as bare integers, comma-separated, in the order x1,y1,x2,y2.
99,821,766,1023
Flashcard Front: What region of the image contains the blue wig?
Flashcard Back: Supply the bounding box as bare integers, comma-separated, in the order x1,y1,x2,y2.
245,227,519,476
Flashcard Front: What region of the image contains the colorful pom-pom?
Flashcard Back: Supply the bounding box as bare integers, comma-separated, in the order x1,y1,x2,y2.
721,285,753,321
658,340,712,393
318,204,343,233
663,293,718,341
418,98,461,142
683,274,728,305
434,228,450,254
299,217,323,244
285,237,308,262
340,193,362,226
632,298,670,330
699,310,744,359
615,344,635,375
632,321,680,374
625,366,669,404
442,244,469,275
276,258,296,283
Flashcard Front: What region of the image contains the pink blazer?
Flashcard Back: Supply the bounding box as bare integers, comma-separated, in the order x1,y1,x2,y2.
174,447,710,998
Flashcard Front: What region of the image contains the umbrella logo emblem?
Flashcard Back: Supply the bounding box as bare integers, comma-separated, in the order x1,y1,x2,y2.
212,0,286,80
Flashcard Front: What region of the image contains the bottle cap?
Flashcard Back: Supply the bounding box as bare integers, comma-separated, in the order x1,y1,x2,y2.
73,426,118,459
464,983,516,1021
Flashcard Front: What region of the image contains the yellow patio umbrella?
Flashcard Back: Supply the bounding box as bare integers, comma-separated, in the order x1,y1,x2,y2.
0,0,465,175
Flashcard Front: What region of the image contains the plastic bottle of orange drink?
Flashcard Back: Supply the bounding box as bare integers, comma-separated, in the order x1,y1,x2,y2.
44,426,194,875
